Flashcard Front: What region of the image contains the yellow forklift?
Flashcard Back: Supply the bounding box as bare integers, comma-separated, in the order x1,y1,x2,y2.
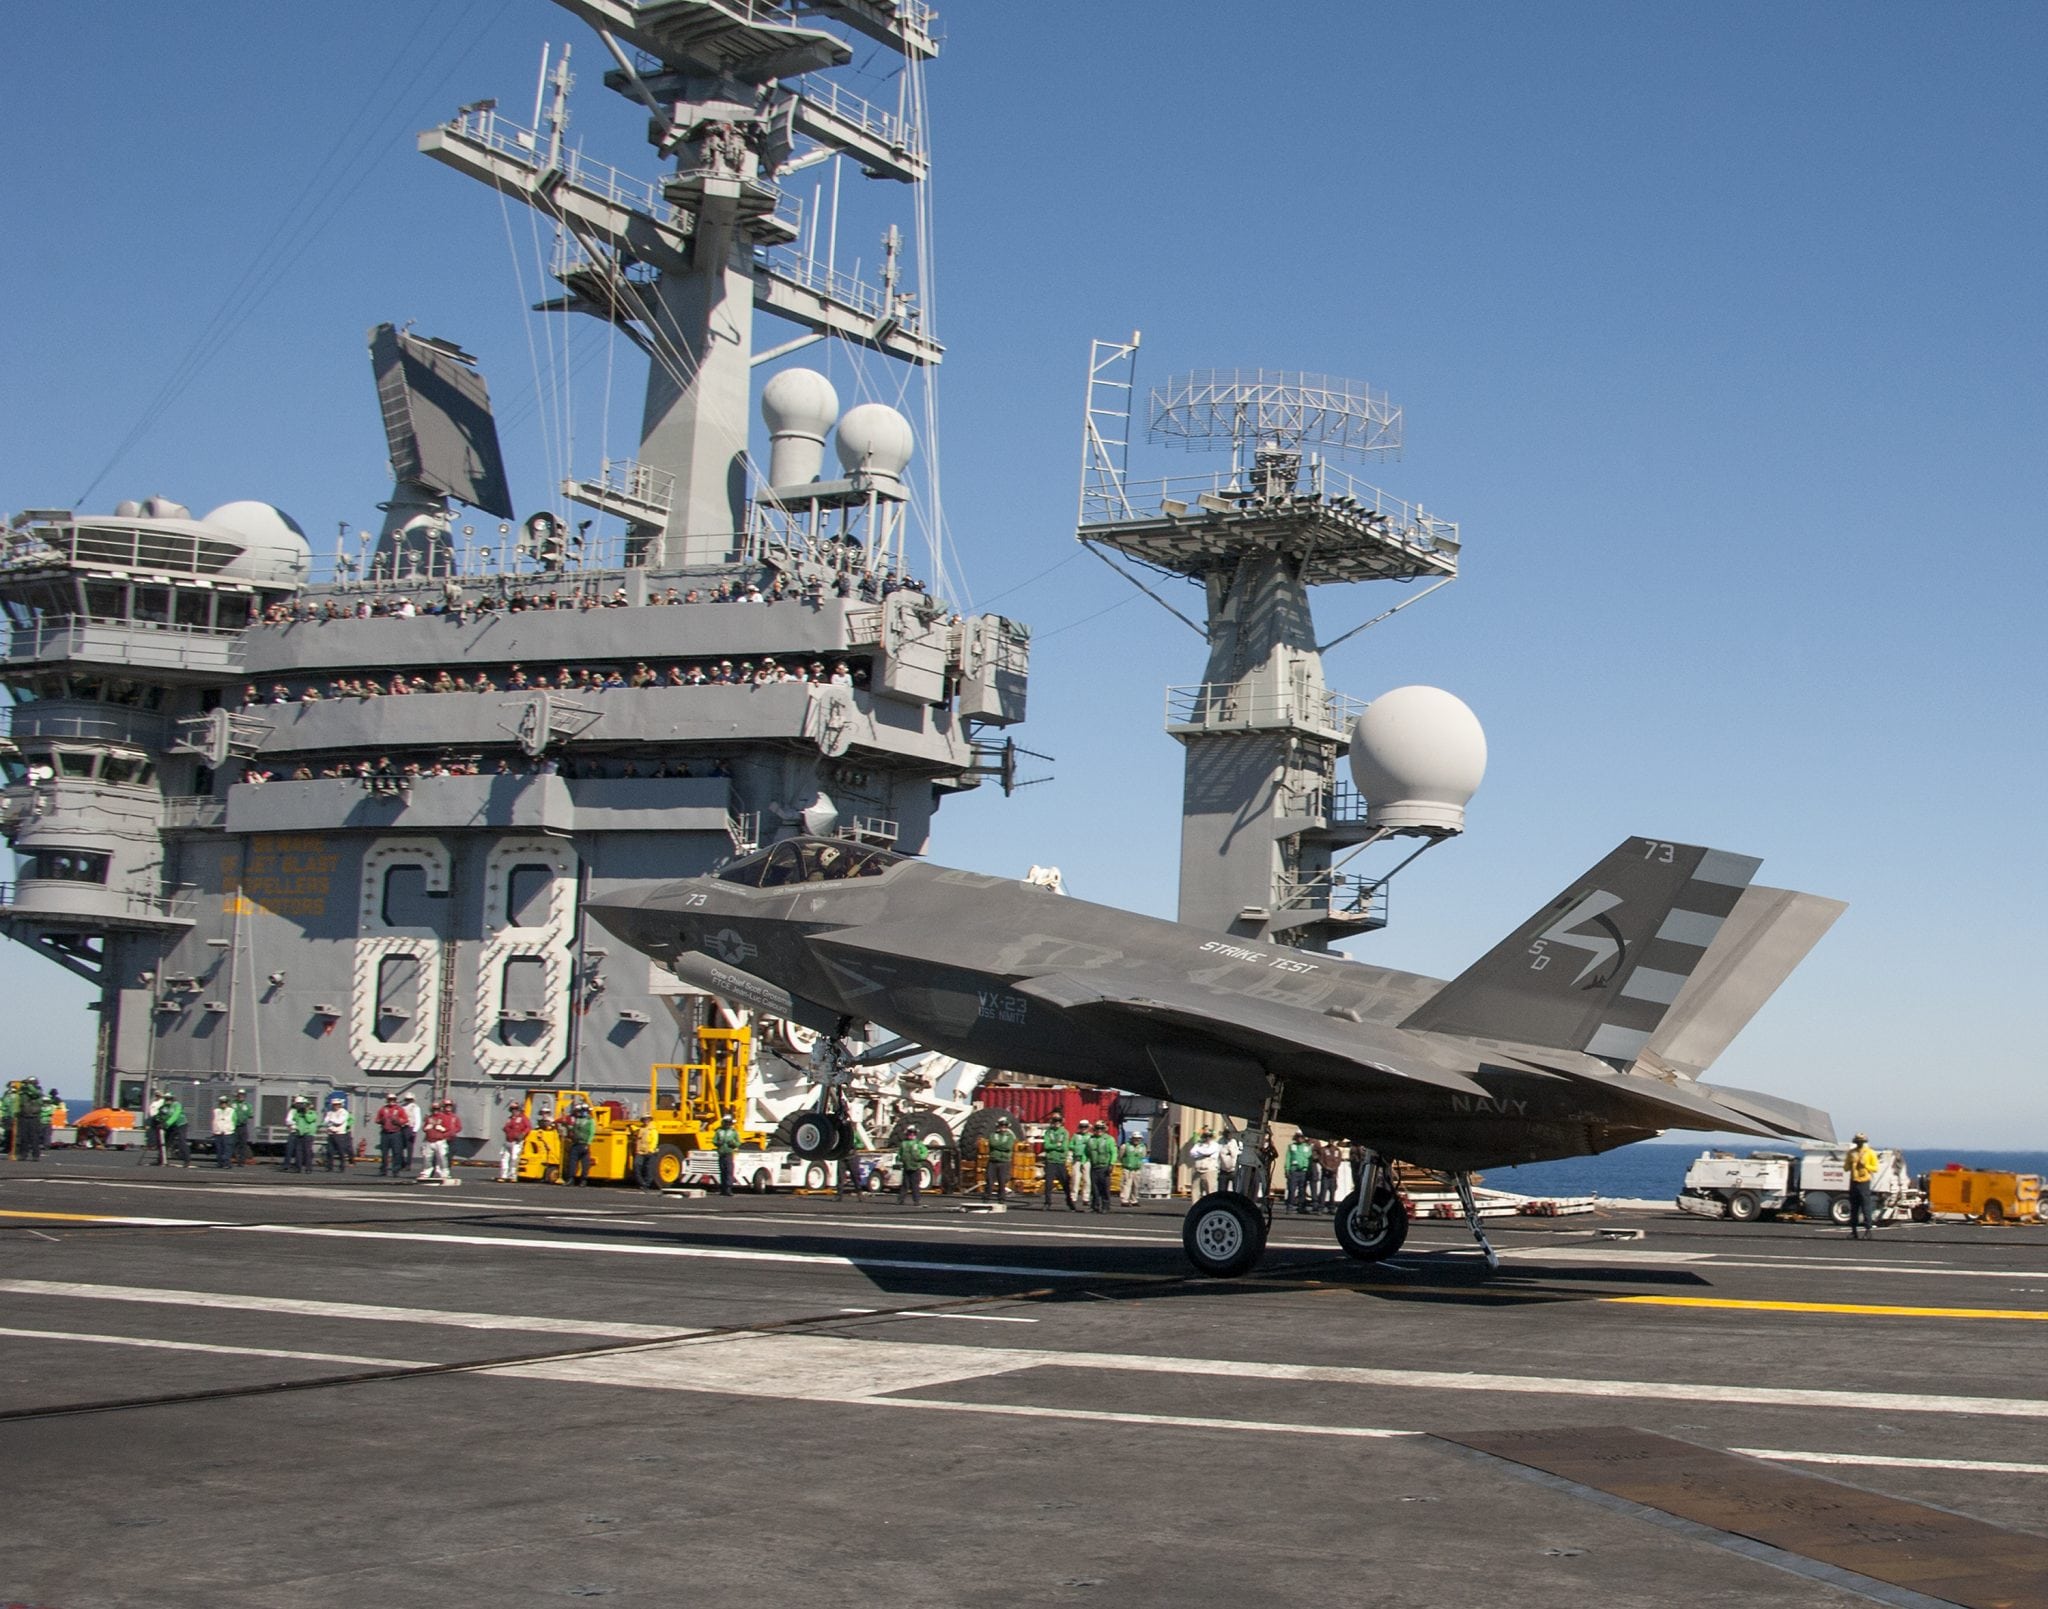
517,1026,761,1186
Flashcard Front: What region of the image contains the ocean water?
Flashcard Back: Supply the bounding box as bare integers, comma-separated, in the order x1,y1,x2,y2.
1478,1142,2048,1203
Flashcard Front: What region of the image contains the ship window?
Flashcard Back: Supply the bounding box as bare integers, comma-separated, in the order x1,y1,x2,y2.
215,595,251,631
174,590,211,629
57,751,97,779
102,755,141,787
505,863,553,926
17,849,111,884
84,582,125,620
133,587,171,625
372,954,421,1043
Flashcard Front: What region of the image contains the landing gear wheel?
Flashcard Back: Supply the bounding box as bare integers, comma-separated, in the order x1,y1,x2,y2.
1727,1190,1760,1222
1182,1191,1267,1278
786,1111,842,1161
654,1144,686,1188
1334,1189,1409,1261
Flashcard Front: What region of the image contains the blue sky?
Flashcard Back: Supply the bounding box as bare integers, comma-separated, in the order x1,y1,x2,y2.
3,2,2042,1145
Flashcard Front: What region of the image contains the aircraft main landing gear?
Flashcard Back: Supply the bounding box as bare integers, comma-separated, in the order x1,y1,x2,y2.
1182,1191,1266,1277
1334,1149,1408,1262
1180,1077,1285,1278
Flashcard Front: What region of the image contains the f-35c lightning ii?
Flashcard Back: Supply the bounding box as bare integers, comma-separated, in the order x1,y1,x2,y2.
590,834,1843,1276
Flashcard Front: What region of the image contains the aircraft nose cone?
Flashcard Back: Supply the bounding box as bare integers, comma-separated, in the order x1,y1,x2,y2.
584,889,663,952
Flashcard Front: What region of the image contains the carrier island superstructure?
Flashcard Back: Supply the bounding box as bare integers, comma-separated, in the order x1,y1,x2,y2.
0,0,1030,1147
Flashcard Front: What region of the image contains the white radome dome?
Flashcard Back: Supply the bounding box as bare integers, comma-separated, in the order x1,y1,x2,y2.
201,500,312,585
834,403,915,483
1347,685,1487,835
761,368,840,488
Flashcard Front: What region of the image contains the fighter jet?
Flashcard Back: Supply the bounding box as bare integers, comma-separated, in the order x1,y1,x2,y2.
590,833,1842,1276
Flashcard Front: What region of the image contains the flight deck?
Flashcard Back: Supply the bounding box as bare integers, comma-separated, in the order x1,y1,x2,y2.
4,1153,2046,1608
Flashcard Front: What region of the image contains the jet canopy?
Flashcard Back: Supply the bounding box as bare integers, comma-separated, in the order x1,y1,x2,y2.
717,836,906,888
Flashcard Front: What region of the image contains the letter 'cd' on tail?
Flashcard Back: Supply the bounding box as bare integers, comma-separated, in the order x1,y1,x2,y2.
1399,838,1760,1066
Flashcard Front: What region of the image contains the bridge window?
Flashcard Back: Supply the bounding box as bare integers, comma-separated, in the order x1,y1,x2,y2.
174,590,211,629
16,849,110,884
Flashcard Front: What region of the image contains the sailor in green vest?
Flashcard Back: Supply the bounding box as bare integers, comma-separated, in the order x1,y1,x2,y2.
231,1090,255,1165
713,1111,742,1196
1086,1123,1117,1213
1118,1133,1149,1206
566,1102,598,1185
159,1093,191,1168
1284,1136,1314,1214
983,1115,1016,1202
1039,1115,1075,1211
896,1130,928,1206
1,1082,18,1161
286,1095,319,1172
13,1079,44,1161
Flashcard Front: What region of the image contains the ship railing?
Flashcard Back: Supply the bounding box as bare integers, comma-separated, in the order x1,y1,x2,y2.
0,518,276,580
4,616,249,669
1099,466,1460,552
755,241,919,329
0,880,199,924
576,458,677,515
795,72,923,157
1281,778,1369,824
1275,871,1388,925
445,106,802,239
1165,683,1365,737
161,796,228,831
727,811,762,856
0,703,172,748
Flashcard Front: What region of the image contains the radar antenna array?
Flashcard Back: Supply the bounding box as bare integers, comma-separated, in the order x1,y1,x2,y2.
1148,370,1402,467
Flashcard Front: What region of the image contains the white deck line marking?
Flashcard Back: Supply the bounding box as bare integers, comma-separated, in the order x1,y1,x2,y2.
35,1180,614,1214
499,1330,2048,1422
0,1325,423,1368
887,1311,1039,1324
227,1223,1149,1282
888,1398,1413,1438
1734,1448,2048,1476
0,1279,693,1340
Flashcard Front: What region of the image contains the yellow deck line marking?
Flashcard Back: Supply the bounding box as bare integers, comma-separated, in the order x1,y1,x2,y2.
1609,1295,2048,1321
0,1209,216,1226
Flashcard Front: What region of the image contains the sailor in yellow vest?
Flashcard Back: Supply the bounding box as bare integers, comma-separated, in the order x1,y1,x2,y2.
1846,1132,1880,1239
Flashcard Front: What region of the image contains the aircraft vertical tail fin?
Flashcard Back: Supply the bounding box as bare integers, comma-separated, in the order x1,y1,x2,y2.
1636,885,1847,1080
1400,837,1761,1064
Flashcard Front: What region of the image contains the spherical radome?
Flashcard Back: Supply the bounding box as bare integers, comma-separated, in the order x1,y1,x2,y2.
201,500,312,584
1347,685,1487,835
834,402,915,480
762,368,839,488
760,367,840,436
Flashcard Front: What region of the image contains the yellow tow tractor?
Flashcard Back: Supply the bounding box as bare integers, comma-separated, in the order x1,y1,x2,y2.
517,1026,761,1186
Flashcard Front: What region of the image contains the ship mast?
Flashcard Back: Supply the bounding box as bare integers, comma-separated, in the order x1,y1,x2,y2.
420,0,939,568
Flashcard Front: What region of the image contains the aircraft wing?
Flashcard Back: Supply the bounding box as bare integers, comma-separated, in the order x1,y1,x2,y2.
1012,970,1491,1102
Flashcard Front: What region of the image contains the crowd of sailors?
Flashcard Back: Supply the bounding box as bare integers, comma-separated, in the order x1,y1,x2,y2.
238,653,866,709
253,564,935,628
242,751,733,786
